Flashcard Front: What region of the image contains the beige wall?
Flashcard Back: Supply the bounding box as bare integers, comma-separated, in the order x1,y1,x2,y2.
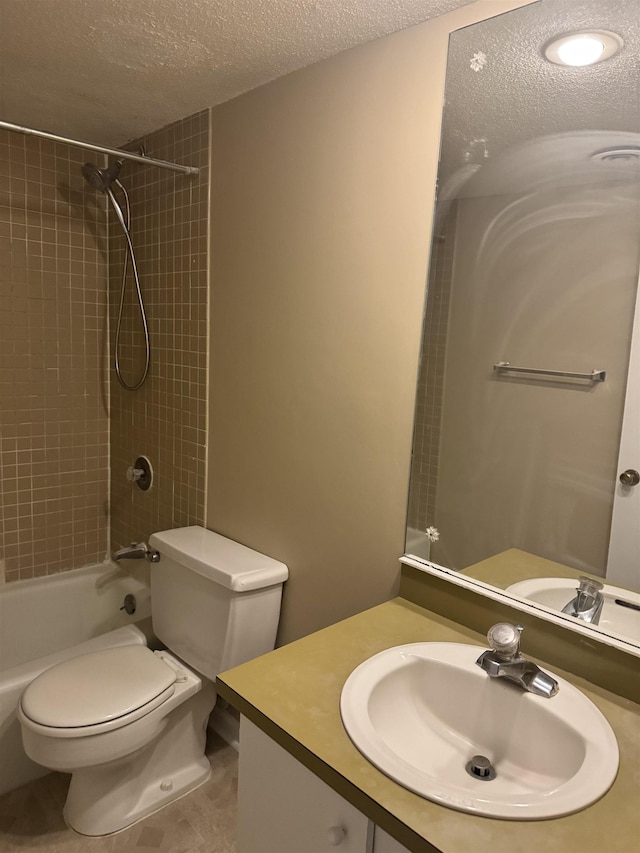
207,1,534,644
0,130,109,581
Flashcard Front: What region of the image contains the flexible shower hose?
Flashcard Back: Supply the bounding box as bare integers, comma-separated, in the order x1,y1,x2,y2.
107,181,150,391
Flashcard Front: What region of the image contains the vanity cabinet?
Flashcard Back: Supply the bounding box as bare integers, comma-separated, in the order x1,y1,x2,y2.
372,827,414,853
237,717,411,853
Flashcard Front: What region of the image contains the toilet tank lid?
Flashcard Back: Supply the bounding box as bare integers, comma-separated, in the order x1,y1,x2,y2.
149,526,288,592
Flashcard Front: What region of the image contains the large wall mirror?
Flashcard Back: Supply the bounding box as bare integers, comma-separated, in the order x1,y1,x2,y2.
405,0,640,651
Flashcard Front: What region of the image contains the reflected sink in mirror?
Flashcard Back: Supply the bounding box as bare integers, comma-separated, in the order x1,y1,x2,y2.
505,578,640,646
340,643,619,820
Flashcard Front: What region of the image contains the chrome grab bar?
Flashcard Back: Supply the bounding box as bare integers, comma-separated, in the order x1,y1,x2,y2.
493,361,606,383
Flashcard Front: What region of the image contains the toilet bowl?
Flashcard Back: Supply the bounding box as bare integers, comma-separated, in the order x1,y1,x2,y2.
19,646,214,835
18,526,288,836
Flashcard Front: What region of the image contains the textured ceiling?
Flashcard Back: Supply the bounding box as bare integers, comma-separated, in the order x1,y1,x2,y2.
0,0,474,147
1,0,636,185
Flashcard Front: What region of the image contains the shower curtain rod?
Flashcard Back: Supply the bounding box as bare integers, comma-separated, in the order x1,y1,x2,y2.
0,119,199,176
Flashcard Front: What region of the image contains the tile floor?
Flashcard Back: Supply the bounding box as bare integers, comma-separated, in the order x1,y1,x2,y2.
0,734,238,852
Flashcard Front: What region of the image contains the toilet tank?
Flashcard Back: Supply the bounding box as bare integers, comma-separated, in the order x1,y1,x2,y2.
148,526,288,680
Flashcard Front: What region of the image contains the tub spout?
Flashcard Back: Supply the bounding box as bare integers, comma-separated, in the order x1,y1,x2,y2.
112,543,160,562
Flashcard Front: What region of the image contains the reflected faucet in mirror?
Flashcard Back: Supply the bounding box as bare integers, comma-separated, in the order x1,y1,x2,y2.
561,577,604,625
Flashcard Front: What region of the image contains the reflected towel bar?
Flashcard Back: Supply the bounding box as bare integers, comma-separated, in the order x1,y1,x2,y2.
493,362,606,383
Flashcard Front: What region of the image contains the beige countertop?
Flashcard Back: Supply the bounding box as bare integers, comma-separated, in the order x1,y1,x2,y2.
218,598,640,853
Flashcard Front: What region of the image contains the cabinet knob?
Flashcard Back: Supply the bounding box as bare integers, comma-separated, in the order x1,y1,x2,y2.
327,825,347,846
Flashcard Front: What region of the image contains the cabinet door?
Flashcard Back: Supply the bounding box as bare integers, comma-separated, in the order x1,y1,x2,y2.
372,826,413,853
237,716,373,853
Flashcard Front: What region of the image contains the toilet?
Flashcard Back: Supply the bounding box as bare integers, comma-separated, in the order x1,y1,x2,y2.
18,525,288,836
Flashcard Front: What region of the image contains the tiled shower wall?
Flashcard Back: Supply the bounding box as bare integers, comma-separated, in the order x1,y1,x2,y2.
0,109,209,582
0,130,109,581
109,111,209,550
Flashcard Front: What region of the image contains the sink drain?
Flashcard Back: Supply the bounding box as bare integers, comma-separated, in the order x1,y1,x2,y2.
466,755,496,781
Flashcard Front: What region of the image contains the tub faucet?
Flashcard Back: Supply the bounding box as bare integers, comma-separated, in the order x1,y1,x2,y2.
476,623,559,698
561,576,604,625
112,542,160,562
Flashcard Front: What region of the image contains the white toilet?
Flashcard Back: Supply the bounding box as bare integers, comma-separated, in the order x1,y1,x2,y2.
18,525,288,836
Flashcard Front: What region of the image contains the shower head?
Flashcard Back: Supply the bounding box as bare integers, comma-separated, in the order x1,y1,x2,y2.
81,159,124,193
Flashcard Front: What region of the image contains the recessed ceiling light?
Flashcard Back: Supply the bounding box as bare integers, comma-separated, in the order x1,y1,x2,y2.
544,31,623,67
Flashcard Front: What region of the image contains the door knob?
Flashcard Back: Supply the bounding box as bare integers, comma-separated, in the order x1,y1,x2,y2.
619,469,640,486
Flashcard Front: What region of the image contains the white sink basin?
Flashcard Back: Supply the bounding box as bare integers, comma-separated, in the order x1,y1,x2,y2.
340,643,618,819
505,578,640,644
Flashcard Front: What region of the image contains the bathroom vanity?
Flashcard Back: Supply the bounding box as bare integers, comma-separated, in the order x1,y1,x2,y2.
237,716,407,853
218,588,640,853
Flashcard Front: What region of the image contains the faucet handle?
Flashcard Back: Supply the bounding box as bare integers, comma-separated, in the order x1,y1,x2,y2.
576,576,603,597
487,623,523,660
126,466,145,483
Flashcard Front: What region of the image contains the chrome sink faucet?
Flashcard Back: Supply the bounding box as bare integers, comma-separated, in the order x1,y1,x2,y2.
561,576,604,625
476,623,559,698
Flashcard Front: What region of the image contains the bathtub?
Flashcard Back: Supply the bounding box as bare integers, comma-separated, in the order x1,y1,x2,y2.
0,562,153,796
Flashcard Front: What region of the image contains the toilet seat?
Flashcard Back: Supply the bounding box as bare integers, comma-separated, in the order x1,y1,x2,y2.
20,646,178,736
